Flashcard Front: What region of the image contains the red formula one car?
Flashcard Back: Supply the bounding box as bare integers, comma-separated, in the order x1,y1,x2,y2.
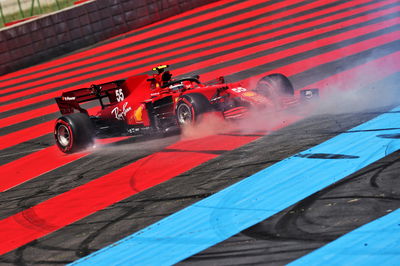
54,65,318,153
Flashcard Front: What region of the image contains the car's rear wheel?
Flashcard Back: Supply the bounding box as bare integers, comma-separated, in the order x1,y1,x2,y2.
54,113,94,153
256,73,294,98
175,93,212,126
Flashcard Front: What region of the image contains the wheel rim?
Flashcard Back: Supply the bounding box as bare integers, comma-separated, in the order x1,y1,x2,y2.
57,124,71,147
177,103,193,125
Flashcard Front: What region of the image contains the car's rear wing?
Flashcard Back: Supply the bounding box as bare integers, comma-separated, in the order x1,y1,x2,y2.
55,80,125,115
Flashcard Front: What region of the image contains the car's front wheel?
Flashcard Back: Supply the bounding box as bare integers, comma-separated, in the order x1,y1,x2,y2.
256,73,294,98
54,113,94,153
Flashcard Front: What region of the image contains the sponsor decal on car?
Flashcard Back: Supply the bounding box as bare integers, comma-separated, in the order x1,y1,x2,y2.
134,105,144,122
62,96,76,101
243,91,256,97
111,102,132,120
231,87,247,93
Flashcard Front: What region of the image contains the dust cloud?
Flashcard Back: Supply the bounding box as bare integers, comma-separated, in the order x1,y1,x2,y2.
311,65,400,115
89,135,179,155
180,113,233,139
180,106,303,140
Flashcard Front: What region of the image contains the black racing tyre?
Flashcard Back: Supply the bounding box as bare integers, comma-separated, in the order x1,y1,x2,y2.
175,93,213,126
256,73,294,98
54,113,94,153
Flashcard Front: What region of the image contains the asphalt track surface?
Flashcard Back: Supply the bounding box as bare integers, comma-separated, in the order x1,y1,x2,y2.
0,0,399,264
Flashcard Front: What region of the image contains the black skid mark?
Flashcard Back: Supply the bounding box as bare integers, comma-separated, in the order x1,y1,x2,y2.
294,153,359,159
242,151,400,243
75,206,142,258
0,239,74,265
183,246,312,263
14,240,39,266
12,240,75,265
346,127,400,133
369,156,400,188
377,133,400,139
135,193,213,203
1,207,141,265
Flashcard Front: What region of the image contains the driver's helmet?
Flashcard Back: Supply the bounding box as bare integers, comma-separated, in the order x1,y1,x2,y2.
152,65,173,87
162,71,172,84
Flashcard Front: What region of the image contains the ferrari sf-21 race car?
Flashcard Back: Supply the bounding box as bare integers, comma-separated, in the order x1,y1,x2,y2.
54,65,318,153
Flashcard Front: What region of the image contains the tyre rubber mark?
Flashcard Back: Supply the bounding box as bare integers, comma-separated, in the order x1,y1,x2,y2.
0,137,128,192
377,133,400,139
71,105,400,265
294,153,359,159
0,134,269,255
290,208,400,265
